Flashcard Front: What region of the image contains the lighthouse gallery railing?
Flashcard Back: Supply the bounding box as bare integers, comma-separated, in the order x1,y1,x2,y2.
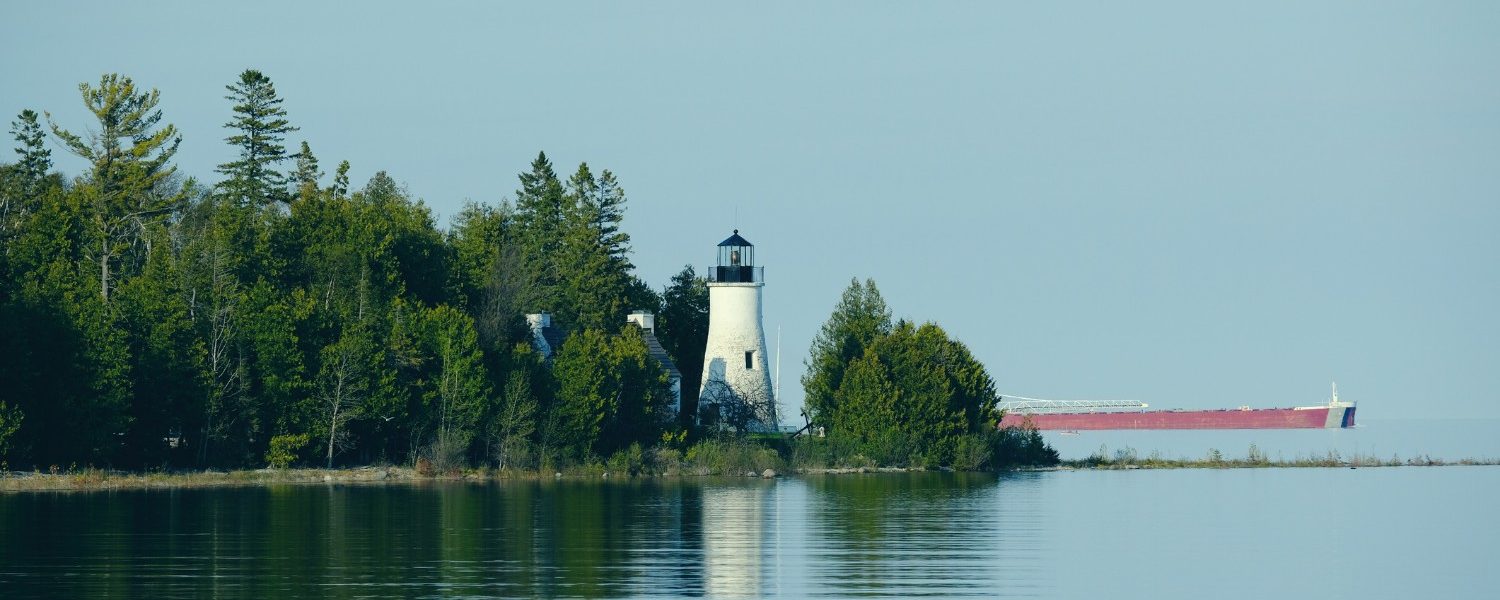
709,265,763,283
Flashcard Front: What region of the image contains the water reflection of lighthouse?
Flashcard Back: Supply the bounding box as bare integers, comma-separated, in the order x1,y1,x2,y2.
701,483,773,597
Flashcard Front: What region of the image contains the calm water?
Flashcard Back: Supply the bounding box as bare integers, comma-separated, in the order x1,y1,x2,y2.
2,467,1497,599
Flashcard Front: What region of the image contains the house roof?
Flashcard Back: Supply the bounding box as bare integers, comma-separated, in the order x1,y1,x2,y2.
638,328,682,381
539,325,565,357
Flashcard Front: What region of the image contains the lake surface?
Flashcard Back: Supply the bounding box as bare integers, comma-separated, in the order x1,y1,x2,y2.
2,467,1497,599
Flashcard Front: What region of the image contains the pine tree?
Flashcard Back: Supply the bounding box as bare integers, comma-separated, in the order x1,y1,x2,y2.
9,110,51,185
331,160,351,198
515,152,565,245
3,110,54,246
48,74,183,302
218,69,298,207
291,141,321,200
512,151,566,313
591,170,631,263
658,265,709,422
557,162,636,330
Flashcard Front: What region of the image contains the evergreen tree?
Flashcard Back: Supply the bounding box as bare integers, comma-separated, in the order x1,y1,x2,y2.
291,141,321,200
658,265,709,422
551,327,671,461
0,183,89,467
802,278,892,427
9,110,51,186
449,201,532,356
239,280,312,460
48,74,183,303
515,152,566,247
358,172,449,306
2,110,52,238
836,321,989,464
331,160,351,198
557,163,636,330
115,227,204,467
218,69,298,207
512,151,566,312
3,73,761,472
448,201,509,310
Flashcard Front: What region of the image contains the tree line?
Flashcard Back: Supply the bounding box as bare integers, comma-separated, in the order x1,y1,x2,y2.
0,70,711,471
0,70,1053,473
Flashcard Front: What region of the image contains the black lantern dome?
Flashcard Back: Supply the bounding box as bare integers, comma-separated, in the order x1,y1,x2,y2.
712,229,763,283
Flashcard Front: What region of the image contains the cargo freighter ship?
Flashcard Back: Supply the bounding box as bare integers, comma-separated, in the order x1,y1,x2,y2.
997,384,1356,430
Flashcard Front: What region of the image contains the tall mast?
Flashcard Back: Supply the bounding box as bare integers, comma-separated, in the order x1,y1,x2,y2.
775,326,782,404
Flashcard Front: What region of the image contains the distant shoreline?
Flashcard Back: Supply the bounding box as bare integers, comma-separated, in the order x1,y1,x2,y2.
1058,449,1500,470
5,458,1498,493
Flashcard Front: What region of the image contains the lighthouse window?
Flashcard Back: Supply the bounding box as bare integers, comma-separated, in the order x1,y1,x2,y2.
745,351,754,370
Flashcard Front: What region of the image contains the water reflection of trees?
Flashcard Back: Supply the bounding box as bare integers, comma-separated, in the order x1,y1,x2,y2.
0,475,1022,598
805,473,1007,597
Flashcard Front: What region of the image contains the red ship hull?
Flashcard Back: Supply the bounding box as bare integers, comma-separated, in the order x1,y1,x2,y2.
1000,405,1356,430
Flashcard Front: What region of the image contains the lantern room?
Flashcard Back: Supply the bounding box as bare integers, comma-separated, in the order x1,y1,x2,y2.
712,229,762,283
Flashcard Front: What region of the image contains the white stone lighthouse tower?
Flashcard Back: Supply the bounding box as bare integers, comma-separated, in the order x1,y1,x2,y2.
699,230,777,431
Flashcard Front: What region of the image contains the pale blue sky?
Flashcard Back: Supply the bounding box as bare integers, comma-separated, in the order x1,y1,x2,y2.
5,1,1497,420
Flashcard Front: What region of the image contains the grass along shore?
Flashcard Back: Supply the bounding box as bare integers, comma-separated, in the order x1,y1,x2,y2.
0,466,417,492
1062,444,1500,470
8,443,1496,493
0,436,993,492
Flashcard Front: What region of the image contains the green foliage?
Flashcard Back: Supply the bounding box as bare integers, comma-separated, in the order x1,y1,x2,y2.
789,436,873,470
0,72,676,475
550,327,673,463
557,164,635,331
822,320,998,465
0,401,20,457
989,425,1060,468
9,109,51,184
658,265,709,422
605,443,647,477
3,110,53,238
48,74,185,303
802,278,1053,469
490,360,538,470
291,141,321,200
417,304,491,464
448,201,509,310
218,69,297,206
803,278,892,427
48,74,181,195
512,152,566,308
682,438,784,476
266,433,311,469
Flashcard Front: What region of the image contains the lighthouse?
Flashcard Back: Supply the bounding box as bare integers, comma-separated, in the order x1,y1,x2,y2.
699,230,777,431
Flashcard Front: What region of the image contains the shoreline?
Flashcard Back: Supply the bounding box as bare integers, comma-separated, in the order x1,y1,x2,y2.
5,458,1498,493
